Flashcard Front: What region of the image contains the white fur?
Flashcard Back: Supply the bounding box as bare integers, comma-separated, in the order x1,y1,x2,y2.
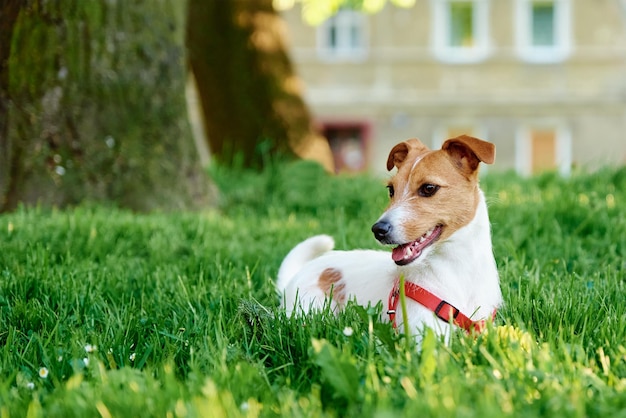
277,191,502,346
373,203,413,244
404,155,426,197
276,235,335,292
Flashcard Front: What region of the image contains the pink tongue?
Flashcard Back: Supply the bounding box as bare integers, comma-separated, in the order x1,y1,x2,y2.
392,243,411,263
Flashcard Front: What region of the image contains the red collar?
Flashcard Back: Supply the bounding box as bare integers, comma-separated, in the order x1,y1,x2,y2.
387,280,494,334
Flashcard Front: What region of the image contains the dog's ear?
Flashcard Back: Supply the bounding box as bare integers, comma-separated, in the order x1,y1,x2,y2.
386,138,429,171
442,135,495,173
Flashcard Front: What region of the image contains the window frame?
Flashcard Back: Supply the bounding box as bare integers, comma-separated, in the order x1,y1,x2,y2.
316,10,368,62
321,121,371,173
431,0,491,64
515,0,572,63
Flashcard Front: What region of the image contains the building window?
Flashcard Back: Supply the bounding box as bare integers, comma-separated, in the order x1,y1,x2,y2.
432,0,491,63
532,2,555,46
516,125,572,175
317,10,367,61
322,123,369,173
515,0,572,63
449,3,474,47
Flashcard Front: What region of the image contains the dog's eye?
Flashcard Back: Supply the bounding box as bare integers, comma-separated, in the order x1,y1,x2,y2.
418,183,440,197
387,185,395,198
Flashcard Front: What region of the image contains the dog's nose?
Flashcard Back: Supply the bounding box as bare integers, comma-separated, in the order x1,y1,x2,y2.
372,221,392,241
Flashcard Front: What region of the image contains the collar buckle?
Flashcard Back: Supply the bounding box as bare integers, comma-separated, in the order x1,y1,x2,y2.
434,300,460,323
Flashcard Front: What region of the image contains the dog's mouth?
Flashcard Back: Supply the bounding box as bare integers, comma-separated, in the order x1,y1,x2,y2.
391,224,443,266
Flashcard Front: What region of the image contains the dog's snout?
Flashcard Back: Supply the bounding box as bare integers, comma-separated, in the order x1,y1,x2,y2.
372,221,392,241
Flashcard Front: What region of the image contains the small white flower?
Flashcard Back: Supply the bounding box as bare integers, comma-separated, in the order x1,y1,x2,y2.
58,67,68,80
343,326,354,337
105,136,115,148
38,367,49,379
84,344,96,353
26,382,35,390
129,353,136,362
83,357,90,367
55,166,66,176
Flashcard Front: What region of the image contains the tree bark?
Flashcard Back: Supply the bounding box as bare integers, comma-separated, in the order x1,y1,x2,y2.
186,0,333,171
0,0,24,211
1,0,214,212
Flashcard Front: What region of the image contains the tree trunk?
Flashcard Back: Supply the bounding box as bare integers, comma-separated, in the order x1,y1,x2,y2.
0,0,214,212
0,0,24,210
186,0,333,171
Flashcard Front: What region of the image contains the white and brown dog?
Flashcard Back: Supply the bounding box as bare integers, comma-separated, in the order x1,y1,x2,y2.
277,135,503,342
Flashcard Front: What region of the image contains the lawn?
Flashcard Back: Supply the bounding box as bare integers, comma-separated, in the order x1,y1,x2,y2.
1,161,625,417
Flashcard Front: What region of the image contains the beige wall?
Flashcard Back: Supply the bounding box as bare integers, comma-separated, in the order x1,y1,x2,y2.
282,0,626,175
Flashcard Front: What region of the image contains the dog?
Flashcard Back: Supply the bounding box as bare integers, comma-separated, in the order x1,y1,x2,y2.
276,135,503,343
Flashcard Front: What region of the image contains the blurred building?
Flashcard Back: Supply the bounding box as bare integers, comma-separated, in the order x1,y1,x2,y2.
281,0,626,175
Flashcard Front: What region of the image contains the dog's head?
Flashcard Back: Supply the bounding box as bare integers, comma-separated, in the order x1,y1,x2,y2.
371,135,495,266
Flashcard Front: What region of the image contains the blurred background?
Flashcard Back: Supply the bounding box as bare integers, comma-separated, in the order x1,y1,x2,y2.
279,0,626,175
1,0,625,212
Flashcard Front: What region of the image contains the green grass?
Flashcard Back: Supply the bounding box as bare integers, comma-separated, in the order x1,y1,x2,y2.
1,161,625,417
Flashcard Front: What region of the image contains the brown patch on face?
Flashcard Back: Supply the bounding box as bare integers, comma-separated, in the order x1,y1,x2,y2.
397,151,480,242
385,136,495,244
318,268,346,305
